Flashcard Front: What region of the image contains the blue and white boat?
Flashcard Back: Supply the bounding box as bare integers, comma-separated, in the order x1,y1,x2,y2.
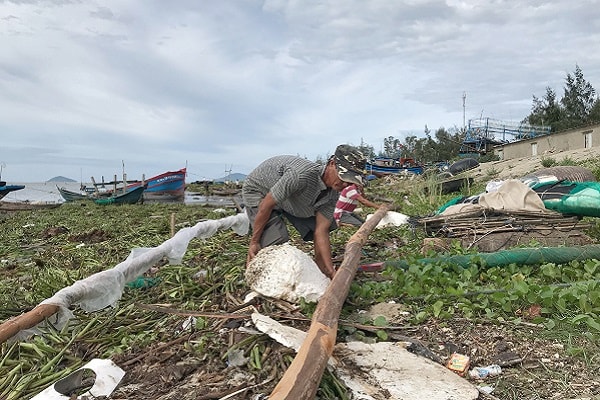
365,157,424,177
127,168,186,202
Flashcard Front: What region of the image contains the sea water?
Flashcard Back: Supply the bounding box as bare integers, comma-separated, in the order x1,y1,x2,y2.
1,182,80,203
2,181,239,207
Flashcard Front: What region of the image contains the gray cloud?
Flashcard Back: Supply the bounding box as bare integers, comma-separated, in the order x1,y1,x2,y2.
1,0,599,182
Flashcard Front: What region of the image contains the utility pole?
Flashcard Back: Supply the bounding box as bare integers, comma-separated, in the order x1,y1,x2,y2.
462,91,467,132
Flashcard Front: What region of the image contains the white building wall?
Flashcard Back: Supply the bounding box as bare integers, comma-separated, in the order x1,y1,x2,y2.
495,124,600,160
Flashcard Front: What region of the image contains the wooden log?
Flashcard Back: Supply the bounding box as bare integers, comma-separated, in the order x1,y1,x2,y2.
0,304,60,344
90,176,100,194
269,204,392,400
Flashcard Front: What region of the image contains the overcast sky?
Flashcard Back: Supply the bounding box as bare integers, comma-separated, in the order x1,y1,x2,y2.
1,0,599,182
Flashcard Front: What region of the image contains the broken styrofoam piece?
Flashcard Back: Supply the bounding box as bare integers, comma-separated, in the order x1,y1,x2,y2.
366,211,410,228
31,358,125,399
243,290,261,303
252,311,479,400
251,313,307,352
332,341,479,400
245,243,330,303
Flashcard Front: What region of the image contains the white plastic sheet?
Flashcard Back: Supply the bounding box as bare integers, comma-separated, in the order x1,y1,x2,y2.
33,213,248,332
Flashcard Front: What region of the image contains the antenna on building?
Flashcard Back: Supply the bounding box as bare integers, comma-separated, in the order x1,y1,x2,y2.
462,92,467,132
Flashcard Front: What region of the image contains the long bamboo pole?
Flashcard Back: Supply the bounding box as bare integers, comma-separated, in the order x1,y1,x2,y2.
0,304,59,344
269,204,392,399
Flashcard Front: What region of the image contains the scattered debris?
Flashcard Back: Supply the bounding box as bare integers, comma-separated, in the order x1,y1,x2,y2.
333,342,479,400
468,364,502,379
252,312,479,400
446,353,470,376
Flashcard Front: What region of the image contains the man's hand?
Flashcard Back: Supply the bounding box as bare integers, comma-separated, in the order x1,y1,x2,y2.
246,193,277,264
247,241,262,264
313,211,337,280
323,265,336,279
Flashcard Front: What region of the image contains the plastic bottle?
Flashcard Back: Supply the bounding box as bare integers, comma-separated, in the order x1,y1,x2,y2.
469,364,502,379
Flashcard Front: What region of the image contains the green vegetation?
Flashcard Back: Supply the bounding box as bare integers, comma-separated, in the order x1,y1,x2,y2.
527,65,600,132
558,156,578,166
1,167,600,399
541,157,557,167
485,166,500,178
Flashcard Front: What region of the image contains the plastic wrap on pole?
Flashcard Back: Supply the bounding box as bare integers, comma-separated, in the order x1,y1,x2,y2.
385,244,600,270
37,213,249,330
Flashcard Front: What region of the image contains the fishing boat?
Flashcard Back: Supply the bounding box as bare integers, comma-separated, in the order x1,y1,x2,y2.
56,185,113,202
94,186,145,205
0,182,25,200
57,185,91,202
365,157,424,177
126,168,187,202
76,167,185,203
0,166,25,199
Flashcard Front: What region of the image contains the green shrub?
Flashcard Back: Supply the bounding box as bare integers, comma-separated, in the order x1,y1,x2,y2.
559,156,577,166
486,167,500,178
479,153,500,163
541,157,557,167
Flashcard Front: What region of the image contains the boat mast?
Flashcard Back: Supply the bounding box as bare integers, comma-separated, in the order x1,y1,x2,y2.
122,160,127,193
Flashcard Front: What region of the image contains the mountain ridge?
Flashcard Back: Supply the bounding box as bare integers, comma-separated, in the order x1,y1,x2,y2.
214,173,246,183
46,176,77,182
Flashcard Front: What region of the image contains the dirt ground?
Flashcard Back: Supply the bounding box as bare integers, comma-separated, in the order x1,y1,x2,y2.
106,296,600,400
473,146,600,182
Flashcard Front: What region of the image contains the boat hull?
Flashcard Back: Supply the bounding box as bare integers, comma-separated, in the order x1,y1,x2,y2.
0,185,25,200
94,186,145,205
365,163,424,177
57,186,89,202
127,168,186,202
